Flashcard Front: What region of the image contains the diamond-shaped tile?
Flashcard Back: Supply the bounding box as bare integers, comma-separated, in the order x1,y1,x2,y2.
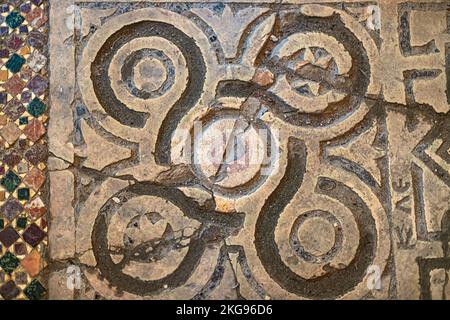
0,69,8,82
3,150,22,167
4,98,26,121
25,7,47,29
0,26,9,37
0,49,9,59
15,271,28,285
18,138,28,149
0,70,9,82
1,171,22,193
0,226,20,248
16,161,29,174
3,74,26,96
5,11,25,29
0,122,22,145
27,75,48,96
23,118,46,143
20,90,32,104
27,30,46,49
20,67,33,84
16,217,27,229
19,117,29,126
5,53,26,73
0,199,23,221
0,280,20,300
19,25,28,34
19,3,31,14
22,223,45,247
27,97,46,118
21,250,40,277
18,44,30,56
6,34,23,51
23,167,45,191
17,188,30,201
24,279,45,300
14,242,27,256
24,196,45,219
40,217,47,230
24,143,47,165
27,50,47,73
0,252,20,275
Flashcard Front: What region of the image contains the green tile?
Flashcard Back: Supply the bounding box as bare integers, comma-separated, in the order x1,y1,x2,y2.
5,54,25,73
16,217,26,229
5,12,24,29
17,188,30,201
24,279,46,300
19,117,28,125
1,171,21,193
0,252,20,274
27,98,46,118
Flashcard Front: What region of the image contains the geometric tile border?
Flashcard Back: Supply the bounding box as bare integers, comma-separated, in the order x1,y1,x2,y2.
0,0,47,300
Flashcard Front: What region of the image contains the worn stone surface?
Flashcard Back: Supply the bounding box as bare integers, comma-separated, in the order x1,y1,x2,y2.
49,170,75,261
4,0,445,300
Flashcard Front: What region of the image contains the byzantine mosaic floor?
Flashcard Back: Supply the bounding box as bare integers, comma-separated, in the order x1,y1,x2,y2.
0,0,449,300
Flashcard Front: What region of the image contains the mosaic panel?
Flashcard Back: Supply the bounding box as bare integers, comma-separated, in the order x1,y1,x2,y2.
0,0,48,300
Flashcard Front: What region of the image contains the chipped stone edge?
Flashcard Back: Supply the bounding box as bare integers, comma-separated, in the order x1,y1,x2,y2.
48,0,76,300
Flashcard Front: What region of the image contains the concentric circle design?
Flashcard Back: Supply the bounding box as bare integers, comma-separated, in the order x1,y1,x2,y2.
252,138,389,299
122,49,175,99
90,20,204,129
75,5,387,300
290,210,343,264
108,36,187,113
78,8,212,166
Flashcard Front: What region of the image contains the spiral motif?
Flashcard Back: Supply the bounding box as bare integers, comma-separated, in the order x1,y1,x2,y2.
75,5,388,300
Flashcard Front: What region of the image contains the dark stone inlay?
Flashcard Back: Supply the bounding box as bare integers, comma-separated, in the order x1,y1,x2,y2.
22,223,46,247
92,181,244,296
0,280,20,300
255,137,377,299
289,210,343,264
0,226,20,248
121,48,175,99
91,20,207,166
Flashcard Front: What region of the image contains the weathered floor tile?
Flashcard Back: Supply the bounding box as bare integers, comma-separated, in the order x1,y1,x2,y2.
1,0,450,300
